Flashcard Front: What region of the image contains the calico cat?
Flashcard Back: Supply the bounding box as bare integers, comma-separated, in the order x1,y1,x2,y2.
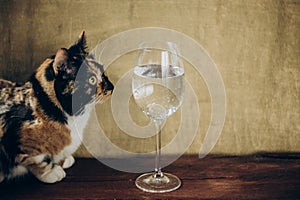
0,31,114,183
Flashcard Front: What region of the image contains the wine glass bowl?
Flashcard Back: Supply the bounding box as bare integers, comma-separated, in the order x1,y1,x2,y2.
132,41,184,193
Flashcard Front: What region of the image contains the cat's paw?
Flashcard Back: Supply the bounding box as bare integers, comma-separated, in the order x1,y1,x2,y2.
37,165,66,183
62,156,75,169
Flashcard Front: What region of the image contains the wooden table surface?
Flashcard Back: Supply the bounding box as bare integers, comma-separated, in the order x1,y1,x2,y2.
0,153,299,199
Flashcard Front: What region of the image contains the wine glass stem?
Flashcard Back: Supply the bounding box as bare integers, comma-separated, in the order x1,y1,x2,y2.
154,119,164,177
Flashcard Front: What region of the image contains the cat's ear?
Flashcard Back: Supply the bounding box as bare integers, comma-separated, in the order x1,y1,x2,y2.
68,31,87,55
53,48,68,75
75,31,87,50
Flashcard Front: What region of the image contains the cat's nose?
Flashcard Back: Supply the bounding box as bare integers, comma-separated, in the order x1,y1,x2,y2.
101,73,114,93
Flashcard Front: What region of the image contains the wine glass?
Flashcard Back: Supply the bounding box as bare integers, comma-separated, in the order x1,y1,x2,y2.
132,41,184,193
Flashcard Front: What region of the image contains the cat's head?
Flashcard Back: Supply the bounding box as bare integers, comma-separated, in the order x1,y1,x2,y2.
52,31,88,80
50,31,114,115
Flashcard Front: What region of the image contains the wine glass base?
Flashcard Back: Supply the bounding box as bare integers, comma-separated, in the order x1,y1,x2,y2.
135,172,181,193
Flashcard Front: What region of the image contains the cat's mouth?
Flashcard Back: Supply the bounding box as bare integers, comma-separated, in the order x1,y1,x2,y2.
94,91,112,104
101,73,114,95
94,73,114,104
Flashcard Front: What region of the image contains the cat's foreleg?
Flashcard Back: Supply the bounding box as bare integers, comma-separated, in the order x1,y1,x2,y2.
17,154,66,183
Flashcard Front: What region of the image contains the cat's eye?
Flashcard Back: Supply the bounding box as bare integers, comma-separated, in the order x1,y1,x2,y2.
89,76,97,85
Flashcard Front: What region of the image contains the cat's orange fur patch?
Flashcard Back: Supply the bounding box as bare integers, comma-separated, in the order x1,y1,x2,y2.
0,119,4,138
20,120,71,155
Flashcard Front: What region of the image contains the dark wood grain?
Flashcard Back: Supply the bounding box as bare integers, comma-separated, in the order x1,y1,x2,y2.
0,153,299,199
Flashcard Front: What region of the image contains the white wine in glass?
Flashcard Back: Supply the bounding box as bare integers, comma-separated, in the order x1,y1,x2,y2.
132,41,184,193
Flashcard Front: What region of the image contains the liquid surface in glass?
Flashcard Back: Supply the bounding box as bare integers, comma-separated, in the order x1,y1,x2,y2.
132,64,184,121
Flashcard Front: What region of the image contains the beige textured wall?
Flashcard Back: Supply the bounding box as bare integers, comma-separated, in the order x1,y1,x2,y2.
0,0,299,156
